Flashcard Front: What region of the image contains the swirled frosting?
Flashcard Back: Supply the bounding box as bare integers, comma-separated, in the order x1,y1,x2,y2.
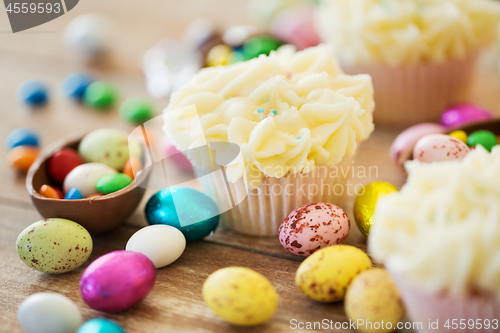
316,0,500,66
163,45,374,188
369,146,500,297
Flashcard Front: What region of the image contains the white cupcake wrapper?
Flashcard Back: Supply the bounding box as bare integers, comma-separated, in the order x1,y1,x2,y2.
342,55,478,126
392,273,500,333
196,157,353,236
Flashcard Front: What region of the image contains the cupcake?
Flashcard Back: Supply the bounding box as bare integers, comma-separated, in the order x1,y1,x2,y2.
369,146,500,333
164,45,374,236
316,0,500,126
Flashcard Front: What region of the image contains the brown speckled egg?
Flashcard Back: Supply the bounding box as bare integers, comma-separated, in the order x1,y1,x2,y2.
279,202,350,256
413,134,470,163
16,218,93,274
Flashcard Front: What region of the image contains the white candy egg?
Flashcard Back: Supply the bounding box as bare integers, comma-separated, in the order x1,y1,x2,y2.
17,293,82,333
413,134,470,163
63,163,117,197
126,225,186,268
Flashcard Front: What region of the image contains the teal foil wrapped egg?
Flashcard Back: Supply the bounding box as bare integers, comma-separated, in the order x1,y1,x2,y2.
145,187,219,241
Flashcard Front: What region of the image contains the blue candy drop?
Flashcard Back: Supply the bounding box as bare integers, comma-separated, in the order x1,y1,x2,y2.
76,318,125,333
6,127,39,149
62,73,95,100
65,187,83,200
145,187,219,241
18,79,48,106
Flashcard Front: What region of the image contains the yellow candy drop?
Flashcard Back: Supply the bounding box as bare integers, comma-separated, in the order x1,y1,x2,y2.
295,245,372,302
345,269,405,333
203,267,279,326
206,44,232,67
354,181,398,238
449,130,468,143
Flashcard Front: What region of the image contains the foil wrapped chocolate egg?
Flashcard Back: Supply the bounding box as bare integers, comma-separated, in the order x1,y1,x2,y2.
354,182,398,238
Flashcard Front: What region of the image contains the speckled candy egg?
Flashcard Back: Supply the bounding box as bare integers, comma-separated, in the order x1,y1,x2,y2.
279,203,350,256
16,218,93,274
413,134,470,163
78,128,141,171
18,293,82,333
345,269,405,333
295,245,371,302
203,267,279,326
80,250,156,313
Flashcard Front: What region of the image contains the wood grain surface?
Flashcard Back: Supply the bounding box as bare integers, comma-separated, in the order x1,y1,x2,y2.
1,1,500,332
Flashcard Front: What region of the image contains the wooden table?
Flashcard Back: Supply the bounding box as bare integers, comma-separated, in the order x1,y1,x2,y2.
1,1,500,332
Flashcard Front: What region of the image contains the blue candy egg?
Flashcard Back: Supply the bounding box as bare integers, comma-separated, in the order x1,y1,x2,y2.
6,127,39,149
62,73,95,100
65,187,83,200
76,318,125,333
18,80,48,106
145,187,219,241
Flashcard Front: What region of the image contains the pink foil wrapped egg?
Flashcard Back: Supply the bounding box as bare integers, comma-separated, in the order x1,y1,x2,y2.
80,250,156,313
413,134,470,163
390,123,445,167
441,104,493,128
279,203,350,257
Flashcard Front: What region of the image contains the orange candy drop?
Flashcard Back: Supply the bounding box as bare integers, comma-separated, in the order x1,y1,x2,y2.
6,146,39,172
124,157,142,180
39,184,63,199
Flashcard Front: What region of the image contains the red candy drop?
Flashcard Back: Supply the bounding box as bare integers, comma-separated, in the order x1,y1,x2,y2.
47,148,83,183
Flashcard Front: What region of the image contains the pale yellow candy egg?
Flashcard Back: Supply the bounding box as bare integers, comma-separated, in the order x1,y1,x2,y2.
345,269,405,333
295,245,371,302
203,267,279,326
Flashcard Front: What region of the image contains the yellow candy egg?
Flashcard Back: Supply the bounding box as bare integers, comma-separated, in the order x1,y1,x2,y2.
354,182,398,238
206,44,232,67
16,218,93,274
295,245,371,302
345,269,405,333
203,267,279,326
449,130,468,144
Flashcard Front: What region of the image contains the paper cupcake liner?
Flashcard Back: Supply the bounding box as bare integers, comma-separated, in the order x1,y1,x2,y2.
342,55,478,126
195,157,353,236
392,273,500,333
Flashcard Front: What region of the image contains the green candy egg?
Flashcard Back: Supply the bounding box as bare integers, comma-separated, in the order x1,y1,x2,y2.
84,81,117,109
16,218,93,274
467,130,498,152
96,173,133,194
119,98,155,125
243,36,282,59
79,128,141,171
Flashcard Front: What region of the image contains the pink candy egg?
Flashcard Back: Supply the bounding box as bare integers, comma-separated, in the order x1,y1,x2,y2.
390,123,445,167
269,5,320,50
441,104,493,128
279,203,350,257
163,139,193,171
413,134,470,163
80,250,156,313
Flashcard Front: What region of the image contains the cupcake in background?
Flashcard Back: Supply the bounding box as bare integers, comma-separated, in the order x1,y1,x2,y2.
316,0,500,126
164,45,374,236
369,146,500,333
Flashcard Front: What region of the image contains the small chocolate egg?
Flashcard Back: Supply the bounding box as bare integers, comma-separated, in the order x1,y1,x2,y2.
16,218,93,274
295,245,371,302
77,318,125,333
354,182,398,238
18,293,82,333
78,128,141,171
279,203,350,256
390,123,445,167
145,187,219,241
203,267,279,326
441,103,492,128
345,269,405,333
413,134,470,163
80,250,156,313
47,148,83,183
63,163,117,197
126,225,186,268
467,130,498,152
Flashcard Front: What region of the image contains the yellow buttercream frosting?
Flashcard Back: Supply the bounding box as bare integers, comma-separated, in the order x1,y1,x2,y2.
369,146,500,297
163,45,374,188
317,0,500,66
